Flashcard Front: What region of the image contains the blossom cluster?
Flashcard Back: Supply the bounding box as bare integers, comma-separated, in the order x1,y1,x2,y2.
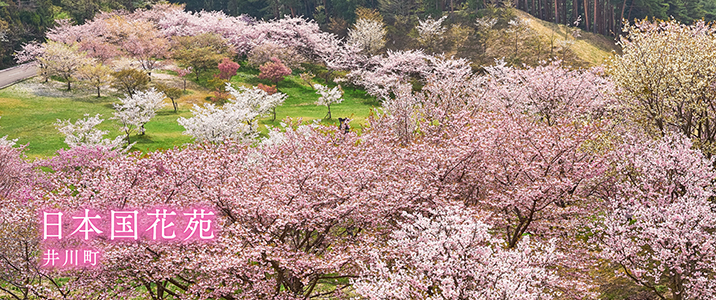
41,208,217,242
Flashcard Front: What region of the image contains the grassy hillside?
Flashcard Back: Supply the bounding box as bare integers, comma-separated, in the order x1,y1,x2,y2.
514,9,619,66
0,66,378,159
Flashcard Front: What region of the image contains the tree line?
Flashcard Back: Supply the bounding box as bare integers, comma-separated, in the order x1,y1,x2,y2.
512,0,714,36
2,0,716,69
170,0,716,35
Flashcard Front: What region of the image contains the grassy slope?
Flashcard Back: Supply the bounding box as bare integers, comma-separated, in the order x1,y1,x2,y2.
0,66,378,158
232,66,379,128
514,9,620,66
0,85,194,159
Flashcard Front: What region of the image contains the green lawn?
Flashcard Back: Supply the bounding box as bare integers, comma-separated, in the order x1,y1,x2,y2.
232,65,379,128
0,65,378,158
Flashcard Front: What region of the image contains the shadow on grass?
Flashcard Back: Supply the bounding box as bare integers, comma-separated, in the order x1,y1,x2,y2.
133,134,154,145
156,110,181,116
72,95,116,104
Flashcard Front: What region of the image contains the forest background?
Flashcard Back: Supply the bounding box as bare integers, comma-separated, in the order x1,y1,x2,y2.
2,0,715,69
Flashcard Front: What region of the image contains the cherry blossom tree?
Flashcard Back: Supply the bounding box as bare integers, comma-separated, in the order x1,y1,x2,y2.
353,205,560,300
177,102,257,143
607,19,716,157
314,83,343,119
14,41,45,63
44,18,83,45
366,69,612,297
249,16,339,61
416,16,447,53
480,60,615,125
217,57,240,80
39,41,90,91
247,42,305,69
596,133,716,300
78,63,112,97
227,85,287,120
30,119,450,299
179,85,286,142
15,42,51,83
55,114,126,150
347,18,386,55
258,57,292,83
0,143,48,300
174,67,192,91
347,49,430,100
111,88,167,143
121,20,170,78
78,37,120,63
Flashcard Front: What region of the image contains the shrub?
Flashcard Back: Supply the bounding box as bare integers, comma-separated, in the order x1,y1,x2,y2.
217,57,240,80
258,57,292,84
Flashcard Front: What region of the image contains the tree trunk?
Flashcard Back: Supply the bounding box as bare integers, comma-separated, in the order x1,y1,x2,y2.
609,2,613,34
531,0,535,16
553,0,558,23
539,0,543,20
97,86,101,97
584,0,589,31
574,0,579,25
67,80,71,91
593,0,597,33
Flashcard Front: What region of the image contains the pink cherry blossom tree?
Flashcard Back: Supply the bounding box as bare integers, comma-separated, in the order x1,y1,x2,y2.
596,132,716,300
174,66,192,91
217,57,240,80
120,20,170,78
480,60,615,125
31,121,451,299
353,205,560,300
258,57,292,83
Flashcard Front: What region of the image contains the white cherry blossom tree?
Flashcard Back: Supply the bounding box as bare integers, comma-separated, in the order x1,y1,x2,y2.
314,83,343,119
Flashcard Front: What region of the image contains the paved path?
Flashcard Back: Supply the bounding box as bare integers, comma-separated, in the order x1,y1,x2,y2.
0,62,37,89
